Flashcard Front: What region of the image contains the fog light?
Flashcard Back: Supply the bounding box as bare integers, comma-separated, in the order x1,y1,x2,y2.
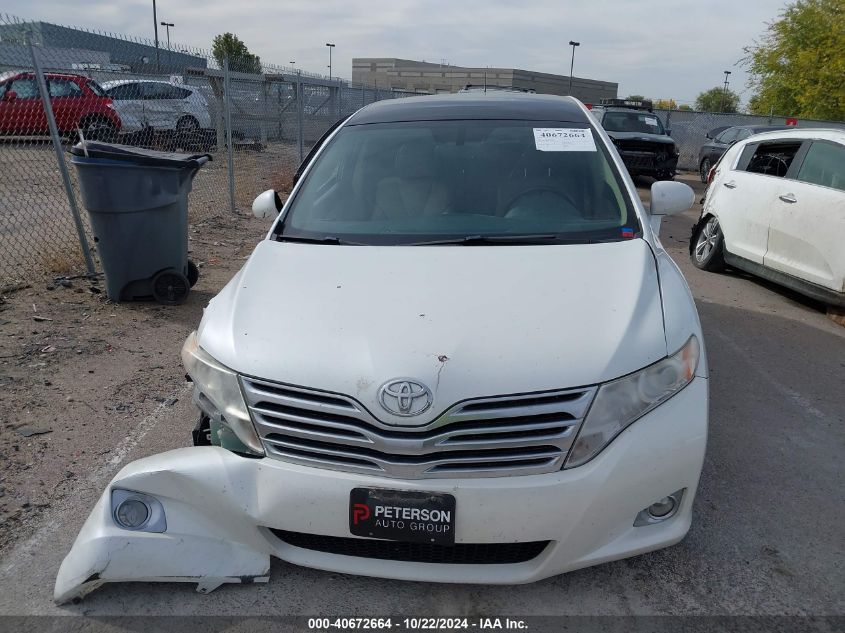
115,499,149,529
633,489,685,526
110,489,167,533
648,496,675,518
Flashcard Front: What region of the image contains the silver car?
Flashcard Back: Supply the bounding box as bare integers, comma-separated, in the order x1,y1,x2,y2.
101,79,211,134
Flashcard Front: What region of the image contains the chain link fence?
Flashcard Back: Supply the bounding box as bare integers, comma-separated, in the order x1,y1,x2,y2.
3,14,845,287
0,14,417,287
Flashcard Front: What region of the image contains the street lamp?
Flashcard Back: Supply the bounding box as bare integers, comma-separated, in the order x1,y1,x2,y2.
568,41,580,96
720,70,732,112
326,43,335,82
152,0,160,71
160,22,174,50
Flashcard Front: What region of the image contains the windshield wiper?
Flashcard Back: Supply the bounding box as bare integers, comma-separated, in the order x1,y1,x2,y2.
406,234,590,246
276,235,361,245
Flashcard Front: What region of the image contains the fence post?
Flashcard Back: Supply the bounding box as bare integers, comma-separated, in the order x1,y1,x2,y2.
296,70,304,163
223,57,236,214
28,34,96,276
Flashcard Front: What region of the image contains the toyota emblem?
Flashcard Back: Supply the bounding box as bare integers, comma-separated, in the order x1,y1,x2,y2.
378,379,433,417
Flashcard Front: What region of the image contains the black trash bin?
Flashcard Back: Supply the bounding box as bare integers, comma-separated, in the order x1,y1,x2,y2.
69,141,210,305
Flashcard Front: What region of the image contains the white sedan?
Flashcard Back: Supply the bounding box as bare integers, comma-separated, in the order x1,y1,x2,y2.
101,79,212,134
692,128,845,306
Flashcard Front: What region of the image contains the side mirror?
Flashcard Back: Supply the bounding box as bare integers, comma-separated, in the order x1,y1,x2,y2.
665,128,672,136
705,132,712,140
649,181,694,234
2,90,18,102
252,189,282,220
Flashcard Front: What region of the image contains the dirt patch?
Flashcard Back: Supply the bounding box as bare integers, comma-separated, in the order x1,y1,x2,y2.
0,212,268,553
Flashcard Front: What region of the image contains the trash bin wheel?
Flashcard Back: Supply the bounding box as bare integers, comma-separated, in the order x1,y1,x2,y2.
152,269,190,305
187,260,200,288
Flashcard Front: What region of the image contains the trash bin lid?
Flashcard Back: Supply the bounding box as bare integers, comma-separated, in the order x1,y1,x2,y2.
70,141,211,168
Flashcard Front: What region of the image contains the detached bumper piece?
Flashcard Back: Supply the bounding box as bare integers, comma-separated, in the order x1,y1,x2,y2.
54,448,271,604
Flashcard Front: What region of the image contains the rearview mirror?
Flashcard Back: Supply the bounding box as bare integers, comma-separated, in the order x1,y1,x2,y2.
252,189,282,220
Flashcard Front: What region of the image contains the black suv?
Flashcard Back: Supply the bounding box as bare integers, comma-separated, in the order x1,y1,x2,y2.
593,99,678,180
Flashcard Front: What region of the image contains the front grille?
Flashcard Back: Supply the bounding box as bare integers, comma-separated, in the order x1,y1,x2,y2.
271,529,550,565
241,377,595,478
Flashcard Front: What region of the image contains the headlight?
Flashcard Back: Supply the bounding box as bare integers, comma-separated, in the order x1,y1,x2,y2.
181,331,264,456
565,336,700,468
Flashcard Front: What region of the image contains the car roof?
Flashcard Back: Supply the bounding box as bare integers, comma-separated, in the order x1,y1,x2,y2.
100,79,192,89
347,92,589,125
736,124,790,132
738,128,845,144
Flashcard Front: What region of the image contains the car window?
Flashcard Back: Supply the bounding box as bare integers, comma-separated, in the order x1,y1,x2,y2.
743,141,803,178
107,83,143,100
142,83,182,99
9,77,38,99
0,81,6,100
48,79,82,98
735,129,752,141
716,128,737,144
282,119,637,245
602,111,664,135
173,86,192,99
796,141,845,192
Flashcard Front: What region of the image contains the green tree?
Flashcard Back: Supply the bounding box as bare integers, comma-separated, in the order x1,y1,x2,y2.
695,87,741,112
626,94,646,101
212,33,262,74
678,104,693,111
653,98,677,110
744,0,845,119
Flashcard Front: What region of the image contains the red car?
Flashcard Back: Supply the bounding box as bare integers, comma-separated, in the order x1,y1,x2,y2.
0,71,121,140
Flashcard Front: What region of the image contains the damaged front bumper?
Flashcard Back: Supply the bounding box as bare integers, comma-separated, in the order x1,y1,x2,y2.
55,377,707,603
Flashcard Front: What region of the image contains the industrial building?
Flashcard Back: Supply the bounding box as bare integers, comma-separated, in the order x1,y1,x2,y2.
352,58,617,103
0,21,206,73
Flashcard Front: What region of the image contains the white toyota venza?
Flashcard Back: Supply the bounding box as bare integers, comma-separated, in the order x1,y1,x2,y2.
56,93,708,602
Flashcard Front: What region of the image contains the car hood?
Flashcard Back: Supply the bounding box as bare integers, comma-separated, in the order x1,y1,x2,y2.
198,239,667,424
606,131,675,145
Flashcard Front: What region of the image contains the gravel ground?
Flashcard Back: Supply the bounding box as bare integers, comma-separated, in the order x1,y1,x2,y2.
0,173,842,620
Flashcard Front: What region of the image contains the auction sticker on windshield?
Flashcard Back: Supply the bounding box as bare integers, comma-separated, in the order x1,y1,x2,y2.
533,128,597,152
350,488,456,545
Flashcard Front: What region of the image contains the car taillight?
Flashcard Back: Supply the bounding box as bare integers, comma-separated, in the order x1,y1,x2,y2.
706,165,717,184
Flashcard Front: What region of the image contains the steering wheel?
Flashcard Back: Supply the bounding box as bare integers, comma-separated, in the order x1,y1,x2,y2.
504,187,578,215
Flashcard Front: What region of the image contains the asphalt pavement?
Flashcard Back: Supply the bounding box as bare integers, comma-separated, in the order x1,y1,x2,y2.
0,174,842,617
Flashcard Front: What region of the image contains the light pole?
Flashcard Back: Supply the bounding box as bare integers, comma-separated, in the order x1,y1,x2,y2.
160,22,174,50
720,70,732,112
152,0,160,71
326,43,335,81
568,41,580,96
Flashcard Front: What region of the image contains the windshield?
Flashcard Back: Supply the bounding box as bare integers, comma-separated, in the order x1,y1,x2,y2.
280,119,638,245
602,111,665,135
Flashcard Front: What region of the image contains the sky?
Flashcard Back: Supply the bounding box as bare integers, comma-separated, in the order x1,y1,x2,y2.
4,0,789,107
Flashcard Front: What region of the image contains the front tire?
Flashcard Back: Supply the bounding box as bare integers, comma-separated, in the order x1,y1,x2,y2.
699,158,711,183
691,215,725,272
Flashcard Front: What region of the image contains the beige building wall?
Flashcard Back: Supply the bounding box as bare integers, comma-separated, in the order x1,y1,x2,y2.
352,58,617,103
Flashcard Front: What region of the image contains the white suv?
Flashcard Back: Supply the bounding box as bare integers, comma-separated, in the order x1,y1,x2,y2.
692,128,845,306
56,93,708,602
